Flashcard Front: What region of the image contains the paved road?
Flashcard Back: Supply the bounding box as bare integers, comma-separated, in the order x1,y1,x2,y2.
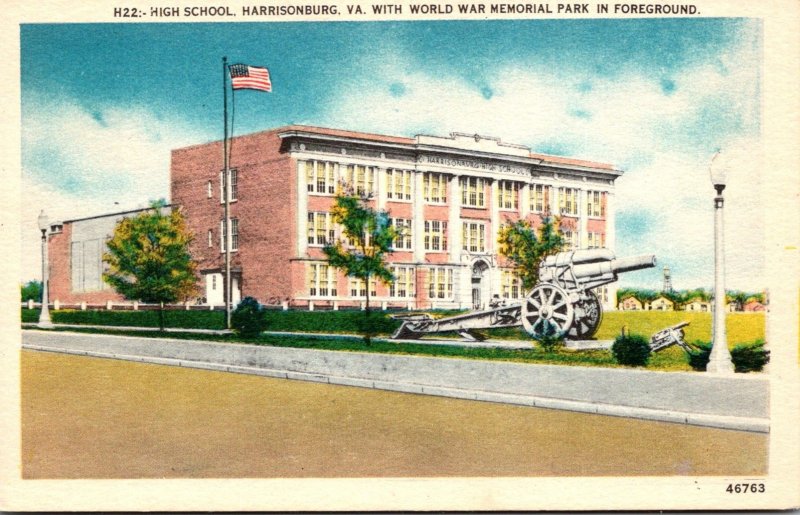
22,329,770,432
21,349,768,479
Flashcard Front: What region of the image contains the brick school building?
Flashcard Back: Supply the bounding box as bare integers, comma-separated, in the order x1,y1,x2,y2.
48,125,621,311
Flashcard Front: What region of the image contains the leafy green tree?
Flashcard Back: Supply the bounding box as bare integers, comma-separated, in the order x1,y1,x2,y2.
728,290,749,311
496,216,564,291
21,280,43,302
103,200,198,330
323,189,398,344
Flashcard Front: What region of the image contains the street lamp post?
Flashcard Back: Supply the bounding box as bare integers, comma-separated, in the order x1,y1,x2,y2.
37,210,54,329
706,152,734,374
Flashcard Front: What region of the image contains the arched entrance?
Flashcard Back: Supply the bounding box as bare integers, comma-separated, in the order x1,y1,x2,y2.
471,260,490,309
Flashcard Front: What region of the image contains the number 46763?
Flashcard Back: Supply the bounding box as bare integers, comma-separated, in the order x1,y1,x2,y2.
726,483,765,493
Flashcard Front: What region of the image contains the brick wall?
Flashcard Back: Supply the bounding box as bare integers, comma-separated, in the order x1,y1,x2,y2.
170,129,296,304
47,223,128,304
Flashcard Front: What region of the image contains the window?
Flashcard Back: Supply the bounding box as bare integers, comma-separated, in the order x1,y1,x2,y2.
562,229,579,250
587,190,606,218
71,239,108,292
427,267,453,299
207,229,213,248
207,180,212,198
308,263,337,297
501,270,523,299
423,172,448,203
220,218,239,252
424,220,448,251
391,218,413,250
587,231,605,249
460,177,486,207
387,169,412,201
390,266,416,298
559,187,579,216
530,184,551,213
211,275,217,291
342,164,376,196
348,277,377,298
307,212,335,246
462,221,487,252
497,180,519,210
219,169,238,202
305,160,336,194
231,219,239,250
593,286,608,304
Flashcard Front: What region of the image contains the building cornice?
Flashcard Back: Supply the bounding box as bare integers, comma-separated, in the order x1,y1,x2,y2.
278,125,624,180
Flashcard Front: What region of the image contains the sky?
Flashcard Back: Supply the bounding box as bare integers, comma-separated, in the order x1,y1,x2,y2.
20,19,763,291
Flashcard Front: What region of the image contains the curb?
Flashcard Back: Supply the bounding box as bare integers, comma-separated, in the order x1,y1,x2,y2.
22,343,769,434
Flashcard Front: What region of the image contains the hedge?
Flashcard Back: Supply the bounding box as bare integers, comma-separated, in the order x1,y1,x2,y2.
686,340,770,373
21,308,403,335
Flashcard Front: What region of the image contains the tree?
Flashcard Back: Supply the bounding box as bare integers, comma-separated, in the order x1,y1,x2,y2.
496,216,565,291
21,280,43,302
103,200,198,330
19,279,42,302
323,189,398,344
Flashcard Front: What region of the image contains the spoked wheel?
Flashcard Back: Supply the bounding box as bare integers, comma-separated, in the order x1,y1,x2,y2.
569,291,603,339
521,284,574,338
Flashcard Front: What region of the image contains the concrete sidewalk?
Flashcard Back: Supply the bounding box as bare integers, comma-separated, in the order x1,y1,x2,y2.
21,329,769,433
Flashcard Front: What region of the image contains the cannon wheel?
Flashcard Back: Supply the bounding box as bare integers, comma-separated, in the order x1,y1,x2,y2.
569,291,603,339
521,284,574,338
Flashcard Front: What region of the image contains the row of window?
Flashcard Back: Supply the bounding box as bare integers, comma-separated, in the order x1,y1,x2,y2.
306,211,605,253
301,160,607,216
306,212,485,253
208,216,604,255
204,166,607,218
306,264,529,300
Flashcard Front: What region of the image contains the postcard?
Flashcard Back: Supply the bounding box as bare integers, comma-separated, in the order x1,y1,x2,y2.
1,0,798,511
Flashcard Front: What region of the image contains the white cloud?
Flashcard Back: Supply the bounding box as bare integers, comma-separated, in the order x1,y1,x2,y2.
20,93,210,282
322,40,763,291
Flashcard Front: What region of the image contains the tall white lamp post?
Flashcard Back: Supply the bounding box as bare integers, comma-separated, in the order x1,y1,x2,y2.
37,210,54,329
706,152,734,374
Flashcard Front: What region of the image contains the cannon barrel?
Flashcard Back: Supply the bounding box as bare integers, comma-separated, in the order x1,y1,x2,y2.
570,254,656,280
609,254,657,274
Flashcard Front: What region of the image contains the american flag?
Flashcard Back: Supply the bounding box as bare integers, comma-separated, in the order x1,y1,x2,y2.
229,64,272,92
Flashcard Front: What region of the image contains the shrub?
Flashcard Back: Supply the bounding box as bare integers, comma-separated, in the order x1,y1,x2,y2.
534,319,564,353
611,333,651,367
231,297,268,338
686,341,712,371
731,341,770,372
686,340,770,373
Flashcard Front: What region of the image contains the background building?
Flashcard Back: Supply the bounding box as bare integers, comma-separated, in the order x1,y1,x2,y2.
47,207,162,305
171,125,621,310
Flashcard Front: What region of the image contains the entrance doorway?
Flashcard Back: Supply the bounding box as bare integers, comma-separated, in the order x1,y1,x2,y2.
204,273,241,306
471,260,489,309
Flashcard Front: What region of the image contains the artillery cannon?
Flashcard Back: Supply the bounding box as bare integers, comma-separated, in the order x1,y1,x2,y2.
391,248,656,341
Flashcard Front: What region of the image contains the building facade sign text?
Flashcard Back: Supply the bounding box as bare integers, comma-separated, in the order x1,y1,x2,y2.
417,154,530,177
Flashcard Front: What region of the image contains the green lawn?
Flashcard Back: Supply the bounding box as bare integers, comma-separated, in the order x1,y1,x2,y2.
486,311,764,346
595,311,764,345
21,308,765,344
21,308,766,372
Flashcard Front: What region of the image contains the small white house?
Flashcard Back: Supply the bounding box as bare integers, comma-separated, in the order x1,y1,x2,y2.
683,299,711,312
618,296,643,311
645,296,674,311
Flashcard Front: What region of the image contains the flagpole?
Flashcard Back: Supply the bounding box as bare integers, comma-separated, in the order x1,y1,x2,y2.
223,56,232,329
